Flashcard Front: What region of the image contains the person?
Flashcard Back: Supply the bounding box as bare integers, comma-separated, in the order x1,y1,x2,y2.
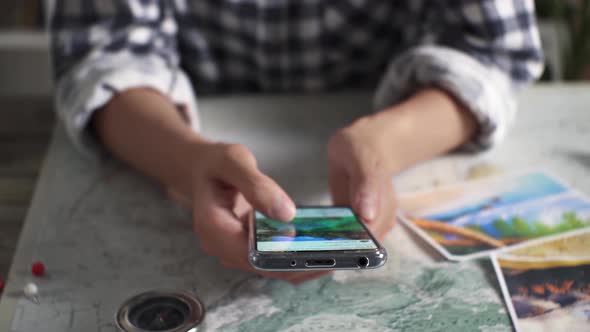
48,0,543,284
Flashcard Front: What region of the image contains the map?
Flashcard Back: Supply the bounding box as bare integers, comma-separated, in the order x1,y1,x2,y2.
2,129,511,331
204,257,510,331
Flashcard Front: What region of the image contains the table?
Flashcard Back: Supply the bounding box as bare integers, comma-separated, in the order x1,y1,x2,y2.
0,97,54,279
1,85,589,331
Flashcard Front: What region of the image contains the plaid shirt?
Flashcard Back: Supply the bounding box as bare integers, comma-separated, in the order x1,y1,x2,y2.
48,0,543,156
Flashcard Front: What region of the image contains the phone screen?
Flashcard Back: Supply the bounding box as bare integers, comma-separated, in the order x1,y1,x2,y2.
255,207,378,252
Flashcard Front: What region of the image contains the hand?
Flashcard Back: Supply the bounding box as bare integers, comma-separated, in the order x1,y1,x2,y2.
327,88,479,241
327,117,397,242
182,143,330,284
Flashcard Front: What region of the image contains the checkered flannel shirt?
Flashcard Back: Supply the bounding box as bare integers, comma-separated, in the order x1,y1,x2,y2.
48,0,544,156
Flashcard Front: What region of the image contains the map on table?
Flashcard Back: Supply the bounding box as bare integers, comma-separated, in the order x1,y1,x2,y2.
5,130,510,331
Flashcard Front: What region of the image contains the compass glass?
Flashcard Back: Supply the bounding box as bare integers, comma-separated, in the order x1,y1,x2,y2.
128,297,190,331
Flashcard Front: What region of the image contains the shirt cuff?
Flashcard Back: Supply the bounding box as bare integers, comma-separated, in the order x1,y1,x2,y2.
54,51,199,159
374,45,515,152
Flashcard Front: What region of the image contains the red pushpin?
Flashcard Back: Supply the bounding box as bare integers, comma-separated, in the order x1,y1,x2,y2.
31,262,45,277
0,279,4,292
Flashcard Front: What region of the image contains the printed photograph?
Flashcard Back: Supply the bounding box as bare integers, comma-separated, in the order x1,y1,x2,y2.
493,232,590,332
399,171,590,260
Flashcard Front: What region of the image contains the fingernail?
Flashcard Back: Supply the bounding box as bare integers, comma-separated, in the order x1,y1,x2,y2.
272,196,296,221
359,196,376,221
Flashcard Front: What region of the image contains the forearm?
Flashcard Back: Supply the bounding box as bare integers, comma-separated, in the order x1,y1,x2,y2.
93,88,208,196
362,88,478,173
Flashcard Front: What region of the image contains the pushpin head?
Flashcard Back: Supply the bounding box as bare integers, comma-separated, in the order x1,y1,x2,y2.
23,282,39,304
0,279,4,292
23,282,38,297
31,262,45,277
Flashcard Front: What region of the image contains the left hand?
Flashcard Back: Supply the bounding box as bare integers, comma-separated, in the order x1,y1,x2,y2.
327,117,397,242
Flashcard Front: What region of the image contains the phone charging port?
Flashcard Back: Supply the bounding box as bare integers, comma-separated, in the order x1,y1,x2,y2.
305,259,336,267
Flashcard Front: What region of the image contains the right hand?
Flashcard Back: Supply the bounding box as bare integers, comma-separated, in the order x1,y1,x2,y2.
171,142,330,284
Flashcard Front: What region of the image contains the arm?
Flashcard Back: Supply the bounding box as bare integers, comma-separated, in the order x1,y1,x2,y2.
329,0,544,238
94,88,207,199
94,87,295,219
50,1,321,284
328,88,475,238
375,0,544,150
49,0,198,156
95,88,329,284
350,88,478,175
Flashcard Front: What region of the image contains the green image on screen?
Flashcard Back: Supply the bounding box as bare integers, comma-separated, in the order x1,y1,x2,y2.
255,207,377,252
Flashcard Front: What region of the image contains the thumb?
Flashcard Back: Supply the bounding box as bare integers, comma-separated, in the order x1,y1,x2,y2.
349,174,382,223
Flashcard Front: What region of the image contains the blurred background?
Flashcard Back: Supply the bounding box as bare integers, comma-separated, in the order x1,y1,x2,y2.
0,0,588,282
536,0,590,81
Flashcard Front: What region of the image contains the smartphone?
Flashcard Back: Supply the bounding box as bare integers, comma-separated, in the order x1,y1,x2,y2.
249,206,387,271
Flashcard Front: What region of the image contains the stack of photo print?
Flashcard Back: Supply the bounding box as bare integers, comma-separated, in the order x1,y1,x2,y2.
399,171,590,331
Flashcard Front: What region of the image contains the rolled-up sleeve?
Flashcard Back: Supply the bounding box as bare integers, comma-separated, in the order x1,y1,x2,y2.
374,0,544,151
49,0,198,157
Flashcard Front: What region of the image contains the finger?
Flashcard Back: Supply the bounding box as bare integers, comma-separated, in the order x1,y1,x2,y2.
349,173,384,223
214,144,295,221
193,186,326,285
328,163,350,206
233,194,252,224
368,182,397,242
193,189,250,262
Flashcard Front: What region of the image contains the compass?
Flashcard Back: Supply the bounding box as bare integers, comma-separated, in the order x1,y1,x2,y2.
116,290,204,332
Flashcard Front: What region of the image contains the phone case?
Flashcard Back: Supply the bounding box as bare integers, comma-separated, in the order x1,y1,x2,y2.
248,207,388,271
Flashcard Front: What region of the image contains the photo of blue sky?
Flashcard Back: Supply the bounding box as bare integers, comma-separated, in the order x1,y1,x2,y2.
426,172,568,222
449,192,590,239
405,171,590,258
